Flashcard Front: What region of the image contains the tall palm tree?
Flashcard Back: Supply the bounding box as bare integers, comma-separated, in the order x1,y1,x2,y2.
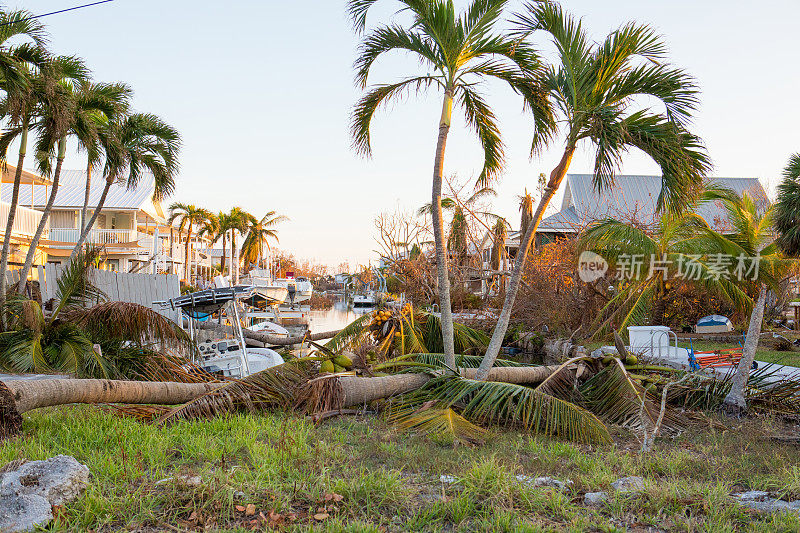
207,211,231,275
0,40,48,316
69,113,181,258
349,0,541,368
74,80,132,232
14,55,91,292
241,211,288,268
774,153,800,256
168,204,212,283
227,207,254,283
475,2,711,379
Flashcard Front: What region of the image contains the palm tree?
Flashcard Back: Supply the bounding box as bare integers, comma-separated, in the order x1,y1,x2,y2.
447,206,468,266
519,189,533,236
69,112,181,258
475,2,711,379
579,192,751,335
349,0,541,368
207,211,231,275
226,207,254,283
74,80,132,232
168,204,212,283
774,153,800,256
14,54,91,293
700,191,789,414
0,12,49,314
241,211,288,268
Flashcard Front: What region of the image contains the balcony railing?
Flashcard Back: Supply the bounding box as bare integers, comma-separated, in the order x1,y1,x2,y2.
49,228,137,245
0,201,46,238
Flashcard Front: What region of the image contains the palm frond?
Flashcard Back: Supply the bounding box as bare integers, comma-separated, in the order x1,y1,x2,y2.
411,374,612,444
157,361,316,425
388,402,488,444
580,361,685,435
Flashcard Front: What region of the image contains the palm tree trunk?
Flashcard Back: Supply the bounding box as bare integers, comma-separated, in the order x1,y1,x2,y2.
184,224,192,282
220,232,227,276
475,145,576,380
432,90,456,369
69,175,114,259
722,284,766,415
337,363,567,407
16,138,68,293
0,123,28,318
80,162,91,232
0,378,224,436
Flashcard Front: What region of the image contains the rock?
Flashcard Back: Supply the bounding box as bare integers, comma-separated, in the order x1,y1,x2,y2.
1,455,90,506
737,498,800,514
584,491,608,506
0,493,53,532
516,475,572,490
611,476,644,492
0,455,90,533
733,490,770,501
439,475,456,484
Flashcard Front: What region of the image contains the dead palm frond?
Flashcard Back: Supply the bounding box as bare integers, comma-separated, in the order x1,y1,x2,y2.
68,301,196,357
388,401,488,444
157,361,316,425
580,360,686,435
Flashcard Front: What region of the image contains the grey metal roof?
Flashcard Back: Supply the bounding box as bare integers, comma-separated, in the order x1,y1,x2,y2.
537,174,767,233
0,169,156,211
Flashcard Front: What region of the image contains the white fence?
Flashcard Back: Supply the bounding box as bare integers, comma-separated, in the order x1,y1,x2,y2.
40,264,181,323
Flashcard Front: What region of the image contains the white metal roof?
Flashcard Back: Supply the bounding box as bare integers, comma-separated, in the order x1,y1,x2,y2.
538,174,767,233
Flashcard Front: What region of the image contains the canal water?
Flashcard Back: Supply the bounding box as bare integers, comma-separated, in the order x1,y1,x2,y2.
307,299,371,333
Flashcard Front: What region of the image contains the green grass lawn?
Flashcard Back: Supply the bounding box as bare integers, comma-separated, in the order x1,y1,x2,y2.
2,407,800,531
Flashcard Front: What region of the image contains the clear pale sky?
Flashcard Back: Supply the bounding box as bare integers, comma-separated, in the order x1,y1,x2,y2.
11,0,800,267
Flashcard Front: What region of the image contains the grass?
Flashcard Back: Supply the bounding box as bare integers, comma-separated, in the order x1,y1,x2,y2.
2,406,800,531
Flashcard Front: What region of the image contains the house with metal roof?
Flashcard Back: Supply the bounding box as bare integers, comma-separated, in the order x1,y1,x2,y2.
534,174,768,243
0,169,212,279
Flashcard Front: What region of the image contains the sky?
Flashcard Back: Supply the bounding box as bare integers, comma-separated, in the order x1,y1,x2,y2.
8,0,800,268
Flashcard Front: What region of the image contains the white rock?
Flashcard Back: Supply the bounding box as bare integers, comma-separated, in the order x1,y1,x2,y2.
439,475,456,484
737,498,800,514
0,493,53,532
611,476,644,492
733,490,770,501
520,475,572,490
1,455,90,506
584,491,608,505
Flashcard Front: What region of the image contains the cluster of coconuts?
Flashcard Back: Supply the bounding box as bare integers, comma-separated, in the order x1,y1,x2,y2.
319,353,353,374
601,353,639,367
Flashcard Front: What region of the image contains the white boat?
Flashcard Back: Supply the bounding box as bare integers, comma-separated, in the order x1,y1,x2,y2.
275,275,314,304
196,338,283,378
249,320,290,337
353,292,376,308
240,269,289,304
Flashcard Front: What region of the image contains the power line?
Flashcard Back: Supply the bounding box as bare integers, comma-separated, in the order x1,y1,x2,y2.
0,1,116,27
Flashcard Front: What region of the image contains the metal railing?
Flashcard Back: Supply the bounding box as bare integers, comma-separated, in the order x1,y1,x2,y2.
0,201,45,238
49,227,137,245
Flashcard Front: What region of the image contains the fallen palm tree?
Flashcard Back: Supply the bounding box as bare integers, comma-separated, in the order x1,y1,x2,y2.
0,378,225,438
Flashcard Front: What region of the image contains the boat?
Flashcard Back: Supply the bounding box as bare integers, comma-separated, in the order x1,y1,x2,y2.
274,273,314,304
249,319,290,338
240,268,289,305
353,291,376,308
196,338,283,378
154,286,284,378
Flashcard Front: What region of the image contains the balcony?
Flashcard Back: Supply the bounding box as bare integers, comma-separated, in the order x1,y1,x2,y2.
0,201,46,239
49,228,137,246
